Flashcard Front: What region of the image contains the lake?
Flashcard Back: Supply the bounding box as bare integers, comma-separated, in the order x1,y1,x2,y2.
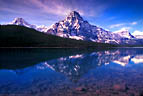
0,48,143,96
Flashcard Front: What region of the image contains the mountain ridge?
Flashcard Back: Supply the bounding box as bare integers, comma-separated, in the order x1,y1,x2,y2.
0,25,116,47
3,11,143,45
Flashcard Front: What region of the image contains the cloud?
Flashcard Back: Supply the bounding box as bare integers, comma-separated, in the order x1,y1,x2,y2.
132,30,143,35
114,27,132,32
0,0,110,17
29,0,108,17
109,23,125,28
109,21,137,29
28,0,75,16
130,22,137,25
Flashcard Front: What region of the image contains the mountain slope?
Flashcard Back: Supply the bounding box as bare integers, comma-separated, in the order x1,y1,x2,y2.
46,11,118,43
9,18,36,29
46,11,135,44
0,25,116,47
5,11,137,45
9,18,49,32
113,30,135,39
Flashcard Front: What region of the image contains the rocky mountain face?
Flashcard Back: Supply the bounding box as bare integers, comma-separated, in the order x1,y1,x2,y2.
46,11,136,44
9,18,36,29
9,18,49,32
7,11,141,45
113,30,135,39
46,11,119,44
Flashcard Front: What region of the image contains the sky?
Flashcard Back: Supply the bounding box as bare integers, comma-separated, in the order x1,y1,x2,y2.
1,0,143,35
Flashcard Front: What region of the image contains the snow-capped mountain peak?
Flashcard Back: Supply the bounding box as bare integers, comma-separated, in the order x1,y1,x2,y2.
113,30,134,39
46,11,118,42
63,11,85,29
4,11,141,45
11,18,28,26
8,18,50,32
65,11,83,21
9,17,36,29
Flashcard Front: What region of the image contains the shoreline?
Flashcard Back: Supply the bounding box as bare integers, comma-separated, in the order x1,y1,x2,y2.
0,47,117,49
0,47,143,49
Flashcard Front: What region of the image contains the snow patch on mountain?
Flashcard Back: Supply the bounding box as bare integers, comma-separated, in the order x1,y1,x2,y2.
8,17,50,33
36,25,49,32
9,18,37,29
113,30,134,39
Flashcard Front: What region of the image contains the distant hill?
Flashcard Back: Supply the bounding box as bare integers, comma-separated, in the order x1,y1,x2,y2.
0,25,116,48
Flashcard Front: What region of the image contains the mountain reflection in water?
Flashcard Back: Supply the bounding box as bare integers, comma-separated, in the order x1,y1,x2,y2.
0,48,143,96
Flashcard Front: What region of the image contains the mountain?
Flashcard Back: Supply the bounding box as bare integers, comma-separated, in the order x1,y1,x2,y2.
46,11,117,43
9,18,49,32
113,30,135,39
36,25,49,32
4,11,139,45
0,25,116,47
9,18,37,29
46,11,136,44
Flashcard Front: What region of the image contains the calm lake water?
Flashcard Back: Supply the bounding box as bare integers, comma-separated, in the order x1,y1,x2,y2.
0,48,143,96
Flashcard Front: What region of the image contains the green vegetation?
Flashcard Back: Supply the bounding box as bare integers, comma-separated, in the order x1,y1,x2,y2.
0,25,116,47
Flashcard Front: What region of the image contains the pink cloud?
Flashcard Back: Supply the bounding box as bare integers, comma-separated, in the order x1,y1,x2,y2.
0,0,109,18
28,0,84,16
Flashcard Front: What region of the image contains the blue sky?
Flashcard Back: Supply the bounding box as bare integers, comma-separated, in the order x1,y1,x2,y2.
1,0,143,35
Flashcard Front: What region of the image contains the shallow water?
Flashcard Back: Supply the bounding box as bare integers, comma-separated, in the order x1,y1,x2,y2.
0,48,143,96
